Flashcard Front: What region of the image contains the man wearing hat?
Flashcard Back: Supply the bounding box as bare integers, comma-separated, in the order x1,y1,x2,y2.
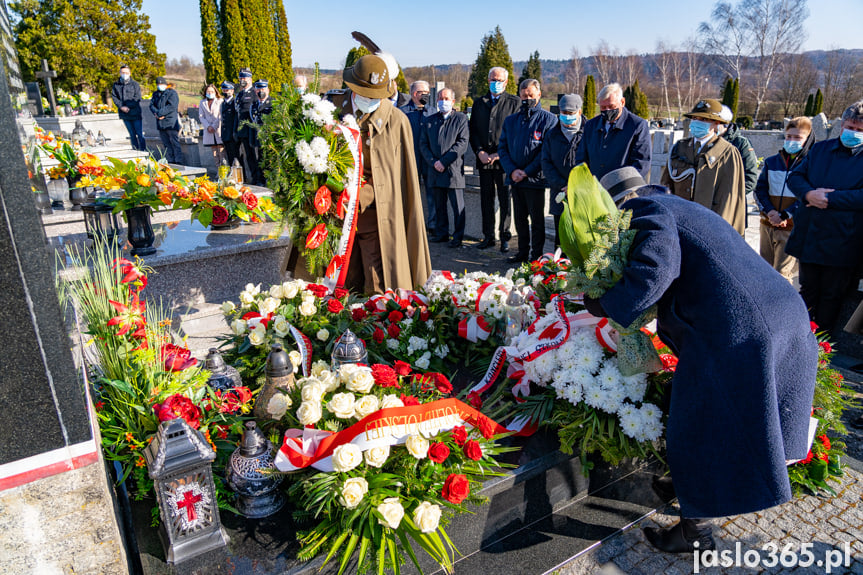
661,98,746,234
248,79,272,185
541,93,585,247
220,81,240,168
326,54,431,294
234,68,256,182
148,77,184,164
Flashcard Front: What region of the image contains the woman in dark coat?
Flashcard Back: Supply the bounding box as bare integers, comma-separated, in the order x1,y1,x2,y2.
584,188,816,553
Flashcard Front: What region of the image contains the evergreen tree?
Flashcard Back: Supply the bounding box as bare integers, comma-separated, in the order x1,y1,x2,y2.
804,93,814,116
270,0,293,87
729,78,740,120
220,0,248,81
624,79,649,119
813,88,823,115
467,25,516,99
12,0,164,98
239,0,282,88
583,75,597,119
395,68,408,94
200,0,225,86
342,46,369,89
721,77,734,108
518,50,542,85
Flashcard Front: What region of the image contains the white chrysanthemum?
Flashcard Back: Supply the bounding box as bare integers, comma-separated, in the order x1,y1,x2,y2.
433,344,449,359
386,338,399,350
618,410,644,439
597,363,623,391
551,369,573,389
555,385,567,399
569,329,594,348
583,385,605,409
623,380,648,403
642,419,664,441
640,403,661,421
531,352,556,382
568,368,594,389
617,402,637,418
564,384,583,405
415,351,431,370
301,93,321,106
606,388,627,414
309,136,329,156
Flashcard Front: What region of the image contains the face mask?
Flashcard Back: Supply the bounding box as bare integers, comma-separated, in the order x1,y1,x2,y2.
257,91,267,100
689,119,712,139
354,94,381,114
489,81,505,95
437,100,453,114
222,92,231,98
296,87,306,95
418,94,429,107
840,128,863,149
206,93,215,100
783,140,803,155
559,113,580,126
600,108,620,124
521,98,538,110
120,73,130,82
157,84,167,92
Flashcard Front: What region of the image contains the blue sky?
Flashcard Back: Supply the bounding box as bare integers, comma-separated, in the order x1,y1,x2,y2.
142,0,862,68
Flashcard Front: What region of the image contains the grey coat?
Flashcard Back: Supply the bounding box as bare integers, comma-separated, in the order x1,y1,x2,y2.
419,111,469,189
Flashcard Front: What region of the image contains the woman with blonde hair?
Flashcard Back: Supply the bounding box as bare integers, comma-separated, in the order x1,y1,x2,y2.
199,83,224,165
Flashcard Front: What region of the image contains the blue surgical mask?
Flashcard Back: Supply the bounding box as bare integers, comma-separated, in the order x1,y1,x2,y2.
157,84,167,92
689,119,712,139
840,128,863,149
559,113,580,126
783,139,803,155
120,73,130,82
437,100,453,114
354,94,381,114
489,81,505,95
206,93,215,100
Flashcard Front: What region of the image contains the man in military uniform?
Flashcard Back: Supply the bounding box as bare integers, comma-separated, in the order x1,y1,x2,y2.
249,79,272,185
220,81,240,168
234,68,256,183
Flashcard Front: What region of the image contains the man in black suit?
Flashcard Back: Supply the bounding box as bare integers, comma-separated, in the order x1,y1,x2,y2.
249,79,272,185
220,81,240,168
234,68,256,182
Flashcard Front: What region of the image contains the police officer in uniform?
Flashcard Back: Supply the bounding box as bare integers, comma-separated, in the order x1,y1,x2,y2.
234,68,256,183
220,81,240,168
249,79,272,185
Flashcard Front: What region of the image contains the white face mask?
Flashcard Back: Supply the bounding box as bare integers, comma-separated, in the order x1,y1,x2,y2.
437,100,453,114
157,84,167,92
354,94,381,114
120,73,130,82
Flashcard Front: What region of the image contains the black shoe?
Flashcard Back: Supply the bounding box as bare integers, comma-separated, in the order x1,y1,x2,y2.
476,238,494,249
500,240,510,253
850,415,863,430
652,474,676,501
430,235,449,243
448,239,463,248
507,254,528,264
644,519,715,553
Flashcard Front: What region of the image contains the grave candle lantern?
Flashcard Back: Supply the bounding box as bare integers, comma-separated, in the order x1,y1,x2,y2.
82,196,120,242
330,329,367,370
253,343,295,420
203,348,242,393
226,421,286,518
143,418,229,564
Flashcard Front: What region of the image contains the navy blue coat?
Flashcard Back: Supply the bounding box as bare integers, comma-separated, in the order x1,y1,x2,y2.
498,103,558,188
598,194,816,518
785,138,863,268
110,78,142,121
149,89,180,130
400,100,428,182
541,122,584,216
576,107,651,181
221,96,239,143
419,111,469,189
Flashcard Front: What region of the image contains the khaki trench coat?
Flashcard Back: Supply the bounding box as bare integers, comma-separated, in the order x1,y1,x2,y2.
330,92,431,291
661,135,746,235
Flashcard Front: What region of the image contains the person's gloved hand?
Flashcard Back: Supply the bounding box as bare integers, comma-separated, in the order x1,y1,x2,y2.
583,294,607,318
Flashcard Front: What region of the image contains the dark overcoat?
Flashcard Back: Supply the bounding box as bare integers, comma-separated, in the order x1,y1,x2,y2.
597,194,816,518
575,106,651,181
419,110,469,189
541,122,584,216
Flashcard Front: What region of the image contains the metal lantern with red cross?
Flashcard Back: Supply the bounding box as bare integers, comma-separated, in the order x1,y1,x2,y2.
143,417,229,564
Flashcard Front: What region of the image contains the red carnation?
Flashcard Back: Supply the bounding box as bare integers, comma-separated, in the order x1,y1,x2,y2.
800,450,814,465
241,190,259,210
153,394,202,429
818,452,828,463
351,307,367,322
387,323,401,338
313,185,331,215
210,205,229,225
371,364,399,388
373,327,385,344
419,308,430,321
388,310,404,323
334,287,349,299
463,440,483,461
428,442,450,464
810,321,818,333
305,283,329,298
327,299,345,313
450,425,467,446
400,394,420,406
161,343,197,372
819,341,832,354
394,360,412,377
819,435,831,450
467,391,483,409
441,474,470,504
476,416,496,439
430,373,453,395
364,300,378,311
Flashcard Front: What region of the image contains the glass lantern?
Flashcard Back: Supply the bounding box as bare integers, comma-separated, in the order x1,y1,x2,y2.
331,329,367,370
504,288,526,344
82,197,120,242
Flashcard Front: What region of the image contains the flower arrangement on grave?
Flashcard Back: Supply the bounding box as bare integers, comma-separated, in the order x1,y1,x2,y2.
91,102,116,114
256,69,359,281
511,253,572,309
270,360,515,575
172,177,279,228
787,325,857,496
100,157,189,214
38,133,81,180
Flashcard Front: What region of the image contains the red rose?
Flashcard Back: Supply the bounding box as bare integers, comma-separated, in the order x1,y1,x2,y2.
305,223,328,249
659,354,678,372
419,308,430,321
467,391,483,409
430,373,452,395
373,327,385,344
441,474,470,504
211,205,229,225
153,394,202,429
388,310,404,323
810,321,818,333
364,300,378,311
450,425,467,447
819,341,832,354
327,299,345,313
800,449,814,465
394,360,412,377
371,364,400,388
819,435,831,450
305,283,329,298
313,185,331,215
428,442,450,463
400,394,420,406
476,416,496,439
218,386,253,414
161,343,197,372
334,287,349,299
241,190,259,209
387,323,401,338
463,440,483,461
351,307,367,322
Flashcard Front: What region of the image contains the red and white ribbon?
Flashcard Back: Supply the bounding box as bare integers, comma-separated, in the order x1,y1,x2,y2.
324,122,362,292
288,323,313,377
366,288,429,311
595,318,618,353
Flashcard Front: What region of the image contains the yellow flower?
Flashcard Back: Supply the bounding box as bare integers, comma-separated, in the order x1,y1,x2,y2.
136,174,151,187
222,186,240,199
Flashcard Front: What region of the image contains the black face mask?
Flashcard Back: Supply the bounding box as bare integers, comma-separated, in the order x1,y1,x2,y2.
418,94,429,107
521,98,538,110
600,108,620,124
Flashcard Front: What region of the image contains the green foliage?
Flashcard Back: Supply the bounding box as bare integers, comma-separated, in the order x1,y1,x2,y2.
623,79,649,119
220,0,248,81
804,93,814,116
460,97,473,112
720,77,739,119
11,0,165,98
737,115,753,129
342,46,369,89
200,0,225,86
813,88,823,115
518,50,542,86
271,0,293,86
467,26,516,99
558,164,618,269
239,0,283,87
583,75,597,119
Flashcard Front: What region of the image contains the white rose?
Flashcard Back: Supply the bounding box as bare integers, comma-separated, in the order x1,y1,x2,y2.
282,281,300,299
316,328,329,342
301,380,325,402
299,300,317,316
415,352,431,370
327,392,356,419
289,351,302,373
268,283,284,299
239,283,260,304
332,444,362,472
259,297,281,317
266,393,291,419
338,476,368,508
377,497,404,529
311,359,329,377
364,445,390,468
354,395,380,419
231,319,247,336
221,300,236,314
412,501,441,533
318,370,339,392
273,317,290,338
338,364,359,385
302,291,315,305
380,394,404,409
405,435,429,459
248,325,267,346
346,367,375,394
296,401,322,426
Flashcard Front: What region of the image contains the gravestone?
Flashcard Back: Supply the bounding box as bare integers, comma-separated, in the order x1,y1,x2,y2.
811,113,829,142
25,81,43,116
34,59,58,116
